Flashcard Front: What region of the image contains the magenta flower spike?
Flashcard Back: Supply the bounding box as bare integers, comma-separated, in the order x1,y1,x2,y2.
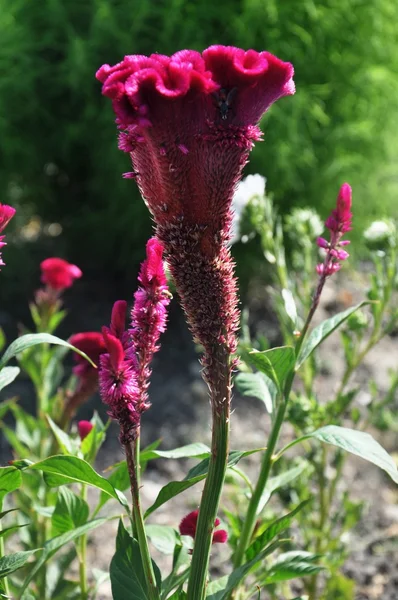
0,203,16,267
99,238,170,443
316,183,352,277
179,510,228,546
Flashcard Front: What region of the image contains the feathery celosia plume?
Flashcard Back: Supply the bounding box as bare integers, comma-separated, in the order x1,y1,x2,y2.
77,420,93,441
40,258,82,291
316,183,352,277
179,510,228,545
0,204,16,268
97,46,294,399
99,238,170,443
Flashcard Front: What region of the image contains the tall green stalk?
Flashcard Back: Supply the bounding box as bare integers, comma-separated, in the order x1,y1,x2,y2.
186,352,232,600
125,436,159,600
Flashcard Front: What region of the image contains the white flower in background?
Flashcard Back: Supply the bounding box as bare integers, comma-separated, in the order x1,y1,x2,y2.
364,219,396,251
231,174,266,244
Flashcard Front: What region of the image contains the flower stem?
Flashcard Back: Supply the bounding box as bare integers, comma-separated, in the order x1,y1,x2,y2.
125,435,159,600
233,397,287,568
186,350,231,600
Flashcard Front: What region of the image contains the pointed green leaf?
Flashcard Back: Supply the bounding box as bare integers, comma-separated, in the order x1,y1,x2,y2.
141,443,210,462
257,462,309,514
47,417,76,455
296,302,370,368
27,455,128,506
0,367,20,391
145,449,263,518
249,346,295,393
265,551,324,583
145,525,180,555
111,520,161,600
51,488,89,536
0,333,96,369
246,500,309,561
0,467,22,507
306,425,398,483
20,518,109,592
0,550,39,578
235,372,275,413
206,540,283,600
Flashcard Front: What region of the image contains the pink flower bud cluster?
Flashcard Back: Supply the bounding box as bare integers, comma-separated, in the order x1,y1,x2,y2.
316,183,352,277
99,238,170,443
0,204,16,268
179,510,228,546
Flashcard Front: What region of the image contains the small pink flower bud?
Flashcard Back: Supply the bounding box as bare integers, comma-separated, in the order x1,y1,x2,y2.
316,237,329,249
41,258,82,291
179,510,228,545
78,420,93,441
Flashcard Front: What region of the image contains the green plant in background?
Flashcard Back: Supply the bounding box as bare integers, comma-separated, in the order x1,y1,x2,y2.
1,0,398,283
234,178,398,599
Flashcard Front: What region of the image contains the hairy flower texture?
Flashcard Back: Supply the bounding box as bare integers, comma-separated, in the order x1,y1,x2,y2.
130,238,170,397
316,183,352,277
179,510,228,545
41,258,82,291
0,204,16,267
97,46,294,401
63,332,107,423
78,420,93,441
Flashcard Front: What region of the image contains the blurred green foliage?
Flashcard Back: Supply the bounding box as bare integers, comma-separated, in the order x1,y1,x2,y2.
1,0,398,273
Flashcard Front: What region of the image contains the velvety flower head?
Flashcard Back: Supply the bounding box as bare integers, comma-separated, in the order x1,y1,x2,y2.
41,258,82,291
179,510,228,545
0,204,16,267
78,420,93,441
97,46,294,251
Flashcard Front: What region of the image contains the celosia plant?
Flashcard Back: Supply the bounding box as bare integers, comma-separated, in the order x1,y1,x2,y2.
0,45,397,600
0,203,16,268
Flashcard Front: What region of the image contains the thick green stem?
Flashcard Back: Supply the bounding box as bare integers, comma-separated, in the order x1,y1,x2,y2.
233,399,287,568
186,351,231,600
125,436,159,600
0,534,10,597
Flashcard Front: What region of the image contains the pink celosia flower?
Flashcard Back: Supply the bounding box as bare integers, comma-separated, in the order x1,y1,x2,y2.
99,238,170,443
78,420,93,441
97,46,294,395
41,258,82,291
0,204,16,267
62,332,107,424
316,183,352,277
179,510,228,545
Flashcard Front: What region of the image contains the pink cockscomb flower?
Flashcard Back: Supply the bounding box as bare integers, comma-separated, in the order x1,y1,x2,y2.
316,183,352,278
41,258,82,291
179,510,228,546
0,204,16,267
78,420,93,441
62,332,107,424
99,239,170,443
97,46,294,402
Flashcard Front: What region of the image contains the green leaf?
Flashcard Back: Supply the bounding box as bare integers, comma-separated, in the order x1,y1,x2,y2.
249,346,295,393
0,467,22,507
235,372,275,413
0,367,20,391
145,448,262,518
282,288,298,326
257,462,309,514
206,540,283,600
306,425,398,483
145,525,180,555
246,500,309,561
27,455,128,506
96,461,131,513
110,520,161,600
141,443,210,462
51,488,89,536
21,518,109,592
265,551,323,583
0,523,29,539
0,550,39,578
296,302,370,368
0,333,96,369
47,417,76,455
